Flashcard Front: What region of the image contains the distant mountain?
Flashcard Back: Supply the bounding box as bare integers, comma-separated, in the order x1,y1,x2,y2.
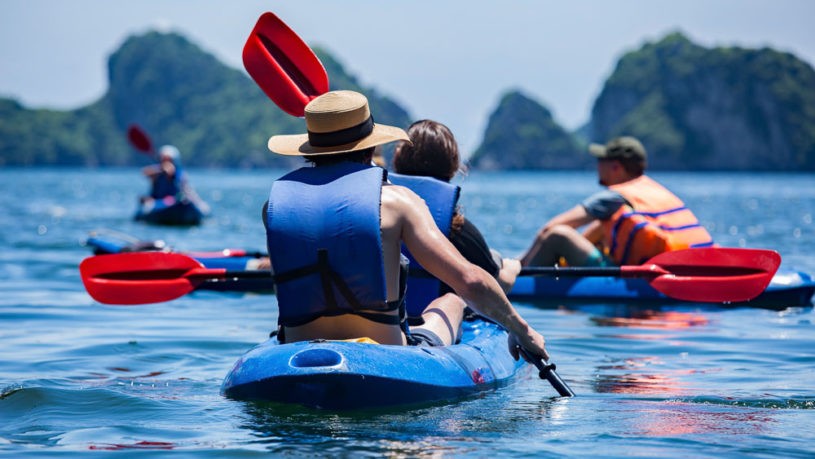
2,30,813,171
589,32,815,171
0,31,411,168
469,90,587,170
472,32,815,171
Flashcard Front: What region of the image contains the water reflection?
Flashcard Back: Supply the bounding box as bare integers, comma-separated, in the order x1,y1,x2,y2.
620,400,774,436
89,440,175,451
591,310,710,329
235,386,573,454
588,307,710,397
238,400,467,452
594,356,694,396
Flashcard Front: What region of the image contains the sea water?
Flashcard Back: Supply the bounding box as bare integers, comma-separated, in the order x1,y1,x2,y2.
1,167,813,457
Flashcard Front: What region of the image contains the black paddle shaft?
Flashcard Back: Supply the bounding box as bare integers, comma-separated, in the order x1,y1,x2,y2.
520,349,575,397
534,360,575,397
222,270,274,279
520,266,623,277
196,270,273,283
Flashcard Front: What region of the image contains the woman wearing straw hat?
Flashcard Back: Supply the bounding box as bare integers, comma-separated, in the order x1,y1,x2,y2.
264,90,548,362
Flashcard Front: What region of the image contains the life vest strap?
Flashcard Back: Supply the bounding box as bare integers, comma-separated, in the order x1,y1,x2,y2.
275,248,405,329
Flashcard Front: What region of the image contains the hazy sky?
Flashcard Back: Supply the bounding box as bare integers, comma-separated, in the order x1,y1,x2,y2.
2,0,813,154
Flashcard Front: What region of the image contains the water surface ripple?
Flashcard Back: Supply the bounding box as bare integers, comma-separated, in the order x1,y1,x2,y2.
1,168,813,457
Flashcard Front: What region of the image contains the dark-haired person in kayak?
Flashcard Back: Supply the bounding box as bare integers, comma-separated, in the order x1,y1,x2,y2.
263,90,548,363
389,119,521,319
520,136,714,267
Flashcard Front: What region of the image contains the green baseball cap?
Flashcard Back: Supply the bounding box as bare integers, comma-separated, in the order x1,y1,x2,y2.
588,136,646,160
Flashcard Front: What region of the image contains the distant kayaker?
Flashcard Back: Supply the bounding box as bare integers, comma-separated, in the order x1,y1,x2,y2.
140,145,206,209
142,145,183,201
390,119,521,317
264,90,549,362
520,136,714,267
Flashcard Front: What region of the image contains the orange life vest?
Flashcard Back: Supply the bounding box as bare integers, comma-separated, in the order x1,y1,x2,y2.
600,175,714,265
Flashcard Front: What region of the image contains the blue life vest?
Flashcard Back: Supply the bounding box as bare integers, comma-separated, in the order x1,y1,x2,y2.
150,166,184,199
388,173,461,317
267,162,403,329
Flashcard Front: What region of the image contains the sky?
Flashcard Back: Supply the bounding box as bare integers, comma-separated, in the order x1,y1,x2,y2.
2,0,814,155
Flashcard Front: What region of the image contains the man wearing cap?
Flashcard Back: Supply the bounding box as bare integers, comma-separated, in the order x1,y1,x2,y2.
264,90,548,363
520,136,714,267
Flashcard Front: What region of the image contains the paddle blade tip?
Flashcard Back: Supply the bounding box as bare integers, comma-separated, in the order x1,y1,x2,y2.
242,11,329,117
126,124,152,153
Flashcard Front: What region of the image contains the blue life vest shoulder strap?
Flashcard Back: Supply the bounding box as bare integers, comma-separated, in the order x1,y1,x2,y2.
388,173,461,317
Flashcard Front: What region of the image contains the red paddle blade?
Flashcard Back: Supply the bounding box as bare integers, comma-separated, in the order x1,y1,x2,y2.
80,252,217,305
625,248,781,303
243,12,329,117
127,124,153,154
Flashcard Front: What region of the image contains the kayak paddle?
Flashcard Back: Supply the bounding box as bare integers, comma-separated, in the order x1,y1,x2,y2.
80,252,272,305
243,12,329,117
519,349,575,397
519,247,781,303
81,248,780,305
82,252,578,398
127,124,155,156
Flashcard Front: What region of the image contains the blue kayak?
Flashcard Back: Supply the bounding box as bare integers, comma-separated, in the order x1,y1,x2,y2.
509,270,815,308
221,316,525,410
83,232,272,293
134,198,209,226
83,233,815,307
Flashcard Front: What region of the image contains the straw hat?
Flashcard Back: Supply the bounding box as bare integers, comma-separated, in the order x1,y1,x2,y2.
268,90,410,156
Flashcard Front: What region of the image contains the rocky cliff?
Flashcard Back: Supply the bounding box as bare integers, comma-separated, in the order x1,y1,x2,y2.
589,32,815,170
472,32,815,171
0,32,411,168
469,91,587,170
2,30,813,171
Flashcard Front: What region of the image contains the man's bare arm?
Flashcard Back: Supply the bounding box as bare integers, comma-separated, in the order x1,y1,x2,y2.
542,204,595,231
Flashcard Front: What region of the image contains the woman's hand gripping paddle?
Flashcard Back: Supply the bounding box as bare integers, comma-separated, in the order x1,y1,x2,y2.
519,248,781,303
243,12,329,117
80,252,272,305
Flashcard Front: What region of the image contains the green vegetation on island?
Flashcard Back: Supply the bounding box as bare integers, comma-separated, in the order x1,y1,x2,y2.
1,30,813,171
469,90,588,170
0,32,410,168
589,32,815,170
